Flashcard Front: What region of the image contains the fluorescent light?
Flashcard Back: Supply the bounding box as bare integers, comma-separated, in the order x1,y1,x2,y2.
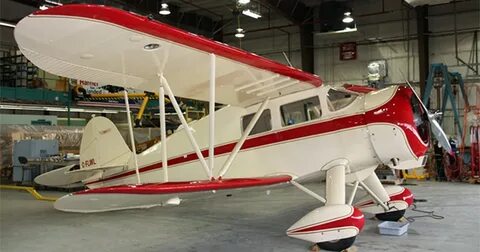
332,26,357,34
235,28,245,38
238,0,250,4
159,3,171,15
0,21,15,28
242,9,261,19
0,104,120,114
342,12,354,23
39,4,49,10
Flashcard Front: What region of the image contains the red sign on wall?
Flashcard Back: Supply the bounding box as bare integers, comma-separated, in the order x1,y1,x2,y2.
340,42,357,60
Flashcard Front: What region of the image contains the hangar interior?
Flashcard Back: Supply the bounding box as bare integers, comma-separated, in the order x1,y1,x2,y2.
0,0,479,251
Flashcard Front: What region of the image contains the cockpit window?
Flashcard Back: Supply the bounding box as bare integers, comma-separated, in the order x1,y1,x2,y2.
280,96,321,126
241,109,272,135
327,89,358,111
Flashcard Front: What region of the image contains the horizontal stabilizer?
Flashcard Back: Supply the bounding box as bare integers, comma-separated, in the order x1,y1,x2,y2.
34,165,98,187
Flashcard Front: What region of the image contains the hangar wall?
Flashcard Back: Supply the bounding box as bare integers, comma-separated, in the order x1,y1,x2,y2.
225,1,478,87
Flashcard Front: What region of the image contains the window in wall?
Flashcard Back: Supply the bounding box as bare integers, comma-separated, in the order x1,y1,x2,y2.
241,109,272,135
327,89,358,111
280,96,322,126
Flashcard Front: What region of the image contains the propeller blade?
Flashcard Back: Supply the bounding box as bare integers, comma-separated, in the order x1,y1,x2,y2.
404,80,453,155
430,116,453,154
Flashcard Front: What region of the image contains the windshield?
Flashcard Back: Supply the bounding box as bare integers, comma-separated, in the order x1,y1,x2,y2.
327,89,358,111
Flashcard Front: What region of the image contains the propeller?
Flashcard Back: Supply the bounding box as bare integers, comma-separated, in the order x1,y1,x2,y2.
404,80,453,155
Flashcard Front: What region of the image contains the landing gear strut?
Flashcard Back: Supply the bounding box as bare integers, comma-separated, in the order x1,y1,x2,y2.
287,161,364,252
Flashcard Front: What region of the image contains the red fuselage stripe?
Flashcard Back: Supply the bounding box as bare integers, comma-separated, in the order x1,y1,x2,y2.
87,114,366,185
289,208,365,234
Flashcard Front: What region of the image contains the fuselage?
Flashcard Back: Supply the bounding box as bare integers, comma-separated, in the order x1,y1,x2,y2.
85,85,429,188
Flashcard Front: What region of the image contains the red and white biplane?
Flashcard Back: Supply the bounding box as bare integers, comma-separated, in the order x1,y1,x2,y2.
15,4,451,251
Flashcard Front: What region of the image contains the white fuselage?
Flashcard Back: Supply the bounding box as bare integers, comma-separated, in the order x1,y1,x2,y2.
85,85,410,188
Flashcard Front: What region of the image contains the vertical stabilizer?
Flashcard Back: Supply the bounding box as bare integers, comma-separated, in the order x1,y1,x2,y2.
79,117,131,171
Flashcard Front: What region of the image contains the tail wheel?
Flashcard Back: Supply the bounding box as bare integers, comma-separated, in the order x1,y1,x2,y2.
317,236,356,251
375,209,406,221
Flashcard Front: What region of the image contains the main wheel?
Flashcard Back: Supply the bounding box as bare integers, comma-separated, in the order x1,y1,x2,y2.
317,236,356,251
375,209,406,221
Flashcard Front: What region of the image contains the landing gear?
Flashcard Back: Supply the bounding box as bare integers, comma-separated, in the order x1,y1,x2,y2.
317,236,356,251
287,161,365,251
375,209,406,221
354,173,413,219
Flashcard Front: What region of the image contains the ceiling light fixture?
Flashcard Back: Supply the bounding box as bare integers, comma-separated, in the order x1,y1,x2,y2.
238,0,251,4
242,9,261,19
0,104,121,114
159,3,171,15
235,28,245,38
39,4,49,10
342,11,354,23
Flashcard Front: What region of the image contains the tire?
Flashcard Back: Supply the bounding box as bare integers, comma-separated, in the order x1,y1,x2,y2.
375,209,406,221
317,236,356,251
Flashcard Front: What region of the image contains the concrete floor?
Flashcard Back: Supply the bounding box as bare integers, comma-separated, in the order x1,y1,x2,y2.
1,181,479,252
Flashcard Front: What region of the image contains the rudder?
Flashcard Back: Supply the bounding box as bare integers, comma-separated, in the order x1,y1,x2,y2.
80,116,131,171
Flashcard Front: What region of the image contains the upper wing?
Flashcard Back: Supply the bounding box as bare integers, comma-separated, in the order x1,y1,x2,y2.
14,4,322,106
54,175,292,212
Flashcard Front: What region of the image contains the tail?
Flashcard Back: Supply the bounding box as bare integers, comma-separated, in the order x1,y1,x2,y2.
80,116,131,170
35,117,131,187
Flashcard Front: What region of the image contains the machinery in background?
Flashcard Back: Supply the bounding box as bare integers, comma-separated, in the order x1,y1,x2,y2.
422,63,471,181
73,84,205,129
13,139,59,184
73,85,164,127
423,63,469,143
367,59,387,89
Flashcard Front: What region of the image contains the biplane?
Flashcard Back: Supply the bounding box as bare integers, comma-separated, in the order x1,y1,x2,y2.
14,4,451,251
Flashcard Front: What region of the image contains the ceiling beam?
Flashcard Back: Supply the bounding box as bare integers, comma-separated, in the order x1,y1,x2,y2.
8,0,222,41
262,0,315,73
262,0,312,25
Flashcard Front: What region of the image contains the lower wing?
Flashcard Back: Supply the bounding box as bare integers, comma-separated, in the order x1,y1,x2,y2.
54,175,292,213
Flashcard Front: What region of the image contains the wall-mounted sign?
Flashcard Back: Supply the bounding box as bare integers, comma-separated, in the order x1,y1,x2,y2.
339,42,357,61
77,80,106,94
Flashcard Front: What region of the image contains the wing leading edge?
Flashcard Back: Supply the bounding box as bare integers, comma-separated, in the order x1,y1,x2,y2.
14,4,322,106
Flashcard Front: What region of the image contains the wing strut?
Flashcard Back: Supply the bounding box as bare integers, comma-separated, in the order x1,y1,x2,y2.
209,53,216,178
158,74,212,179
158,81,168,182
217,97,270,179
290,180,326,203
123,90,142,185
